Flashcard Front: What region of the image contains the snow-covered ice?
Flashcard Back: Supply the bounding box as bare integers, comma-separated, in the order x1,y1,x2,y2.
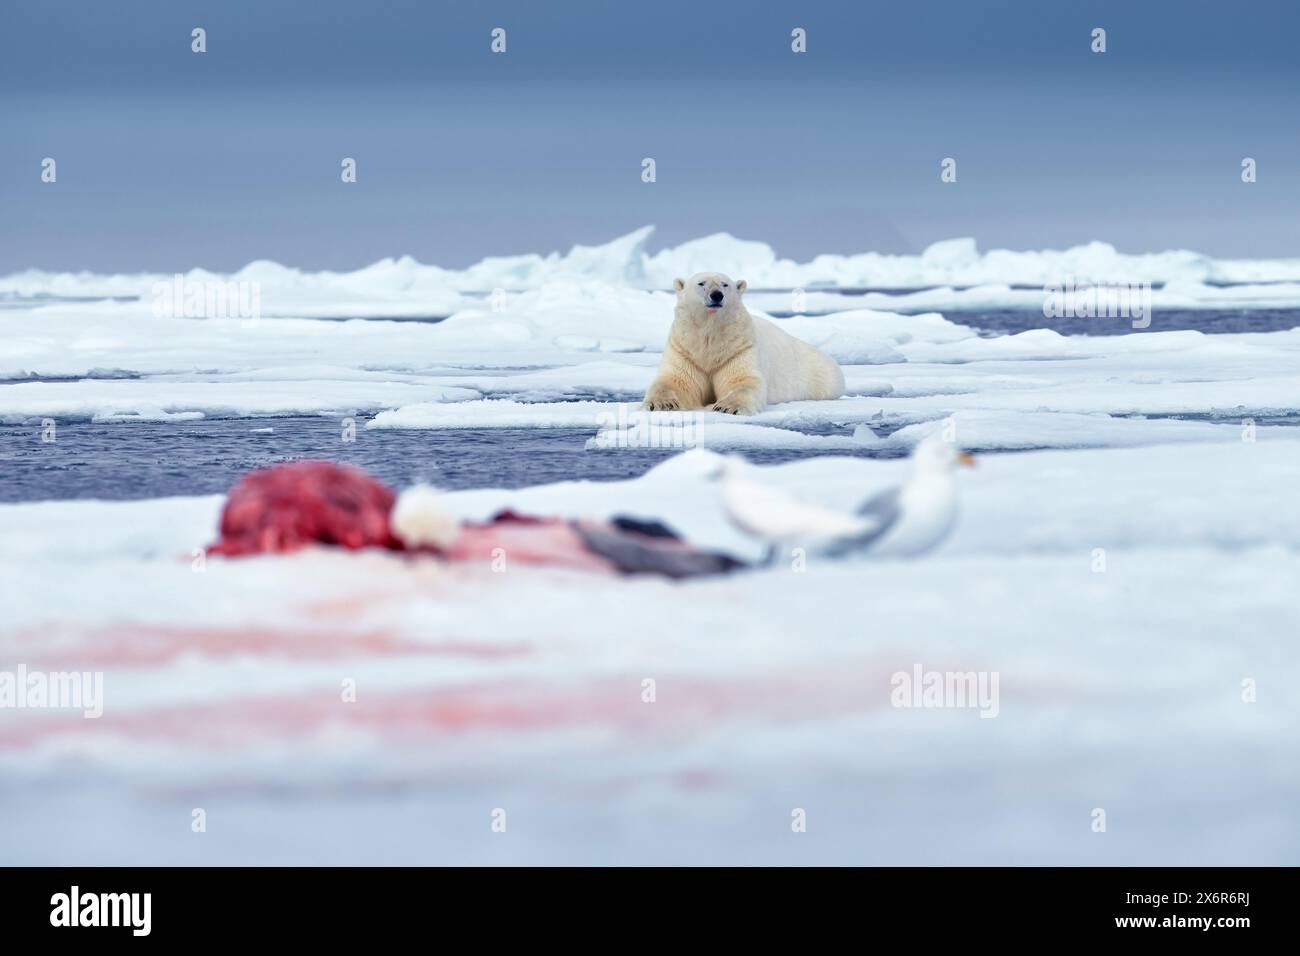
3,292,1296,444
1,442,1298,864
8,226,1300,300
2,228,1298,864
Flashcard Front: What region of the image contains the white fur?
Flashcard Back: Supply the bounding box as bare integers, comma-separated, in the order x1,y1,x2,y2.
390,484,460,549
643,272,844,415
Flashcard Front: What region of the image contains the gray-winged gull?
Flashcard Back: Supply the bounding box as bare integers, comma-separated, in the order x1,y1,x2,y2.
718,435,976,561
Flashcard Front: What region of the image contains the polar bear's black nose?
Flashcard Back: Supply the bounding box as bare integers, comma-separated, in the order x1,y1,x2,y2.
709,290,724,304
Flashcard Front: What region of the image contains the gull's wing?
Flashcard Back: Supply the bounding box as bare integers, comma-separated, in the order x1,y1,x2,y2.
721,474,879,542
818,485,904,556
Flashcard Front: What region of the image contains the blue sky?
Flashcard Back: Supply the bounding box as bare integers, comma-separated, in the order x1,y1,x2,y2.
2,0,1297,272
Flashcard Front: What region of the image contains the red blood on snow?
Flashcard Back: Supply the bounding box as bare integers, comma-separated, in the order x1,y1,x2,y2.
205,461,739,578
208,460,402,556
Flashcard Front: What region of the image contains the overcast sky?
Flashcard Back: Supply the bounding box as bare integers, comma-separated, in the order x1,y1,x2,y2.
2,0,1297,272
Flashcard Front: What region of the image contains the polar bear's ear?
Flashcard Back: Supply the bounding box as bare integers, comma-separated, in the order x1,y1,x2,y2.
736,279,748,294
673,277,686,292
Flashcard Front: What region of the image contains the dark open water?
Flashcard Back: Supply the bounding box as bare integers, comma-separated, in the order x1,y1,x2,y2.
0,418,888,503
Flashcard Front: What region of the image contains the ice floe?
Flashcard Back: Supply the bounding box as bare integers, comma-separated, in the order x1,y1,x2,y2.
4,224,1299,865
7,226,1300,309
2,441,1297,864
5,267,1295,445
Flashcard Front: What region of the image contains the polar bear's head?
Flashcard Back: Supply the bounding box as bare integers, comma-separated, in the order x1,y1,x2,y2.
674,272,748,316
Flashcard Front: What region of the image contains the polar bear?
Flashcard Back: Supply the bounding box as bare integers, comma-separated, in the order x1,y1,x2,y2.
642,272,845,415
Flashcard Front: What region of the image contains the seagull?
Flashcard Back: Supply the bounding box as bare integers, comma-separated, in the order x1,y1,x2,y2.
718,436,976,561
719,463,878,562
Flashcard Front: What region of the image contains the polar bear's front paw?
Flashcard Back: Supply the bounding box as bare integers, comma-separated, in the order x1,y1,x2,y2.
711,400,759,416
644,397,681,411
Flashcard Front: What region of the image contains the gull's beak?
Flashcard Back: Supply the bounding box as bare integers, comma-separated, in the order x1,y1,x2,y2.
957,451,976,468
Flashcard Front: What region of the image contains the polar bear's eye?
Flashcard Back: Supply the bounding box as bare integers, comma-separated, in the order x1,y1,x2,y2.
723,284,729,288
697,282,704,287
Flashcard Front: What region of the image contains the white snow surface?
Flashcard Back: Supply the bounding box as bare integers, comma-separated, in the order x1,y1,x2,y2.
3,228,1299,865
1,442,1298,864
